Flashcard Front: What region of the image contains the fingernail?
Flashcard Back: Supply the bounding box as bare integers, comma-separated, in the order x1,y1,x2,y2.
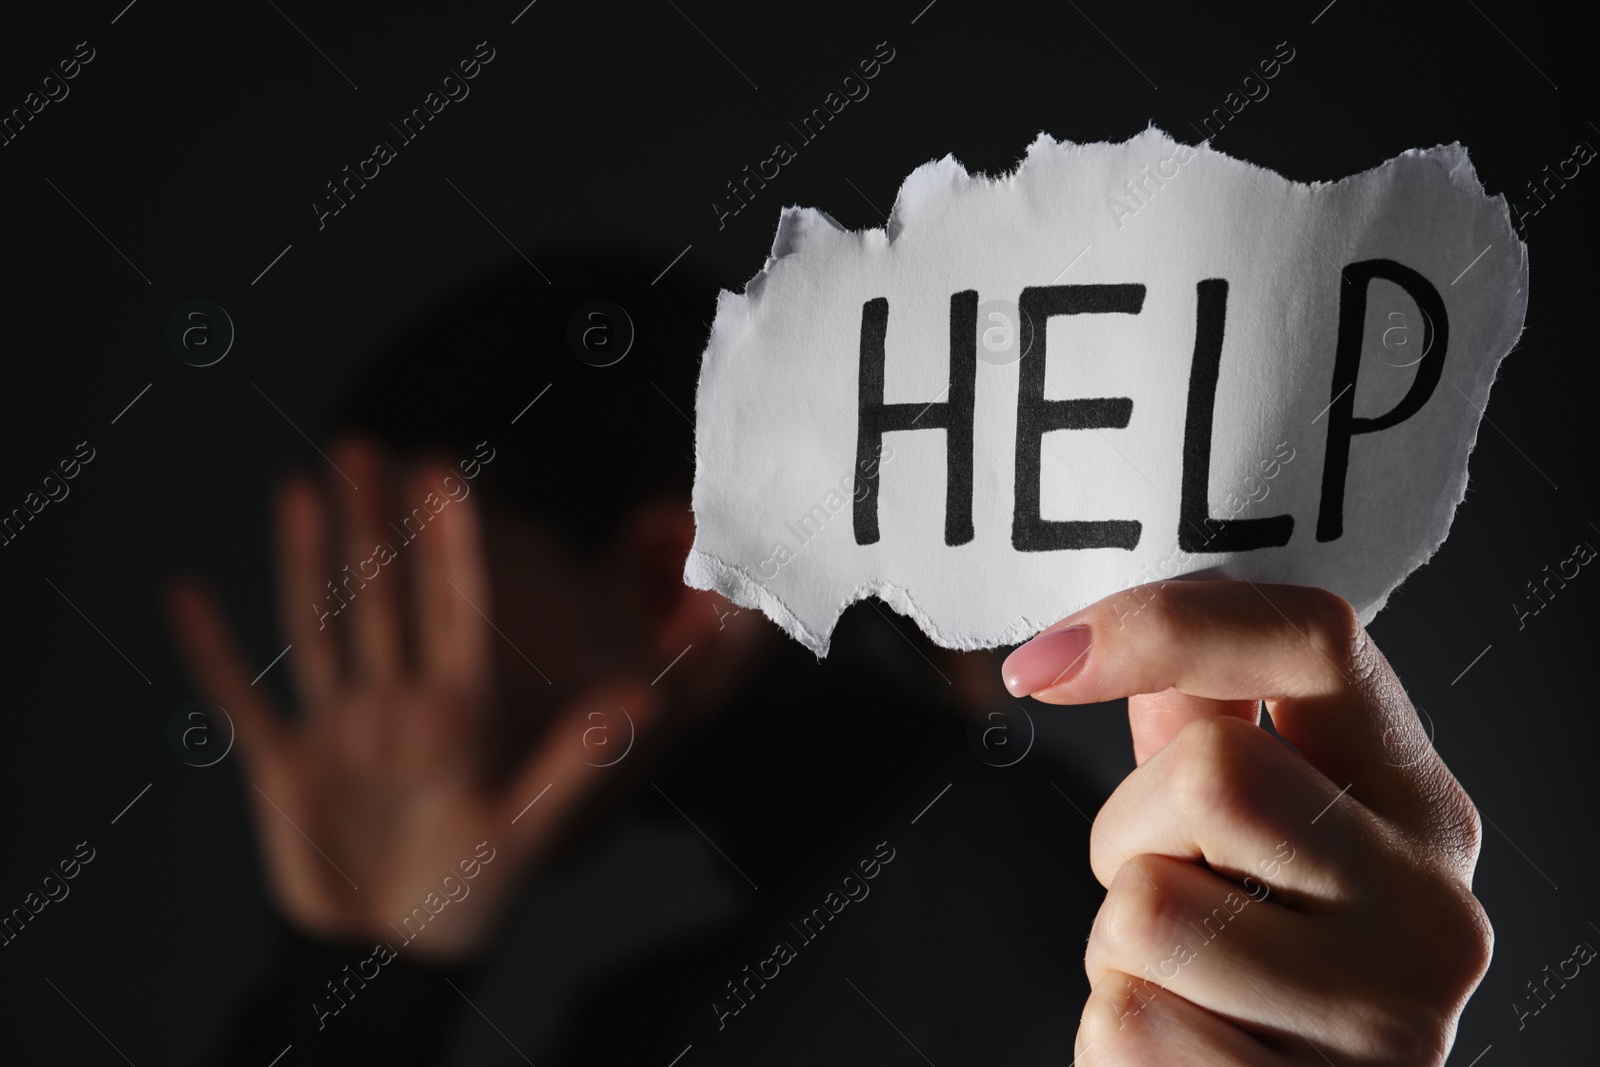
1002,625,1091,696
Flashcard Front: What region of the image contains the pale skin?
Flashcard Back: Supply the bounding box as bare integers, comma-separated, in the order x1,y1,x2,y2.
169,441,1491,1059
165,439,759,960
1002,580,1492,1065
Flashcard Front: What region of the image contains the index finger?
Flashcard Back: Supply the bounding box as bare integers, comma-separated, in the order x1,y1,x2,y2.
1002,580,1471,854
164,578,284,768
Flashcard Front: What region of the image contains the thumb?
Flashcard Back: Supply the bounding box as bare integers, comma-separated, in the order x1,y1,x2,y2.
498,681,662,858
163,575,284,770
1000,618,1260,765
1127,690,1260,766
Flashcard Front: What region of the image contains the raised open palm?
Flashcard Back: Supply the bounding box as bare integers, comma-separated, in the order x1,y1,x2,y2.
166,440,654,960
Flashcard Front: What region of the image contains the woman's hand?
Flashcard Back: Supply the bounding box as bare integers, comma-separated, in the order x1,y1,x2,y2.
166,440,655,960
1003,580,1491,1065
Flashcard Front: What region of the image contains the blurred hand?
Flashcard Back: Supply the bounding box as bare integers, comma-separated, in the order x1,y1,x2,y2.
1003,581,1491,1066
166,440,656,960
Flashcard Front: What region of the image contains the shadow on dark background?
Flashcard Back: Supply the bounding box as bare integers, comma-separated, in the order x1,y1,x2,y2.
0,0,1595,1062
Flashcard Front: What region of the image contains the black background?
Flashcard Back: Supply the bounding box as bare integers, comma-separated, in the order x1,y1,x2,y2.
0,0,1595,1062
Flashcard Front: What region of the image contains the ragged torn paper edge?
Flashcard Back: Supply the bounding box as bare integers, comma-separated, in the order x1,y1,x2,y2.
684,126,1529,656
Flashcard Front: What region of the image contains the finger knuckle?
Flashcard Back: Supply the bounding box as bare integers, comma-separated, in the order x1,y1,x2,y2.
1096,857,1175,960
1363,1011,1456,1066
1078,972,1160,1057
1430,886,1495,1003
1434,776,1485,874
1455,892,1495,990
1373,884,1492,1055
1297,586,1378,683
1167,716,1269,822
1465,896,1495,987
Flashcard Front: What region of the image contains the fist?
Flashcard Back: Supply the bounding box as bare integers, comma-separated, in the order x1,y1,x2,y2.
1003,581,1492,1065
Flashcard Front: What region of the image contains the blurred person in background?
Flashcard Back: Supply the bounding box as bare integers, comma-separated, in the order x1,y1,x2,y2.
166,249,1494,1066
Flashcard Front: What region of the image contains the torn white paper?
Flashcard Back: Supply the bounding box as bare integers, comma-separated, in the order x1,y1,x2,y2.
685,128,1528,655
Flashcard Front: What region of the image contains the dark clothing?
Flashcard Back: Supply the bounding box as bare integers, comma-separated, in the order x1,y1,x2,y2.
203,609,1112,1066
